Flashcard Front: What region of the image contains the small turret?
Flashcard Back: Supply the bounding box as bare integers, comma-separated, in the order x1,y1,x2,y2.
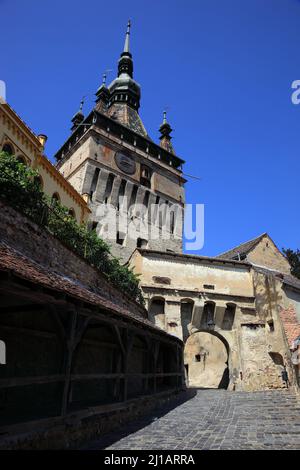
71,98,84,132
159,111,175,154
95,73,109,113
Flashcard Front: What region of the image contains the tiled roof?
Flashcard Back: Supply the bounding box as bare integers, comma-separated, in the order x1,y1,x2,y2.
0,242,176,338
282,274,300,291
253,265,300,291
107,104,149,138
216,233,268,260
135,248,250,267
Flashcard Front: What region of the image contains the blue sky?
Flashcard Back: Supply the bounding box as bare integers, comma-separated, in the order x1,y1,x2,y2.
1,0,300,256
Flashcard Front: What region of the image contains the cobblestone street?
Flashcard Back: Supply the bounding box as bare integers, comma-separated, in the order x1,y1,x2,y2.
86,389,300,450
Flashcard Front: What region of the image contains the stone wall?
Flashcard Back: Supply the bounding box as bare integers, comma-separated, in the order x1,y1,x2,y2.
131,250,299,391
0,200,147,318
0,200,185,449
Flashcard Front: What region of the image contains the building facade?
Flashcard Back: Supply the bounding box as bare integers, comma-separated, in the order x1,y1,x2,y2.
0,102,90,224
0,199,184,450
55,22,185,262
129,234,300,391
52,24,300,392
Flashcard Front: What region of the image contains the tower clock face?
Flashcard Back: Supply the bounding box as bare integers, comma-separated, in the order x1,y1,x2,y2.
115,152,136,175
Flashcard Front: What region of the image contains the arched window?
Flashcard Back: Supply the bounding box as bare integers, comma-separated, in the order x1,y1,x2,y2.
148,298,165,329
140,165,151,188
16,155,26,164
222,304,236,330
34,175,43,189
2,143,14,155
68,208,76,219
103,173,115,204
180,299,194,342
201,302,215,329
51,192,60,204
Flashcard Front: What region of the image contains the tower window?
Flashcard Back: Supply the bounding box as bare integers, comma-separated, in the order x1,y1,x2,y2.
140,165,152,188
116,231,126,245
90,168,100,199
129,185,138,212
137,238,148,248
103,173,115,204
117,179,127,211
90,221,98,231
143,191,150,210
170,210,175,234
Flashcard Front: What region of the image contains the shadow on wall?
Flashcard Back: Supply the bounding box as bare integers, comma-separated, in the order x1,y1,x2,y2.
82,388,197,450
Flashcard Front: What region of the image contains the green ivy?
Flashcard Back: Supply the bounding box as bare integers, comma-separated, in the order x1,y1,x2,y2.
0,152,144,305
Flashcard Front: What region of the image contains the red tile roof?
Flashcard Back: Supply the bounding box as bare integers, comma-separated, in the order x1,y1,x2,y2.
0,242,176,339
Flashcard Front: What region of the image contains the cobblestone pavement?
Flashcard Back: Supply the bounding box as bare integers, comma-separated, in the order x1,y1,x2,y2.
86,389,300,450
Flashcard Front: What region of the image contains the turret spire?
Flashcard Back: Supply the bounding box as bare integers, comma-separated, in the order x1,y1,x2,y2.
163,110,167,125
101,21,147,136
159,110,175,154
79,97,84,112
118,20,133,78
95,72,109,113
123,20,131,53
71,97,85,132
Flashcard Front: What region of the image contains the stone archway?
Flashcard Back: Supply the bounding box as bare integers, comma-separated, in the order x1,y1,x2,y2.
184,331,229,389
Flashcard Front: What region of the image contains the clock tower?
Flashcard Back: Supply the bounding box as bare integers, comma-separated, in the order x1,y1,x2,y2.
55,22,186,262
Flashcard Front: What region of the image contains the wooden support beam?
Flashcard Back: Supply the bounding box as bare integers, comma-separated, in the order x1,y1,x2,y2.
1,278,182,350
0,324,56,340
112,324,126,356
0,304,46,314
46,304,67,342
0,372,182,389
74,316,90,348
0,375,64,389
153,340,160,394
70,372,181,382
61,310,77,417
123,330,135,402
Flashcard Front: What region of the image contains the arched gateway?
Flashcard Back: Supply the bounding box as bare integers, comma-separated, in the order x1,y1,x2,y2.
184,331,229,389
